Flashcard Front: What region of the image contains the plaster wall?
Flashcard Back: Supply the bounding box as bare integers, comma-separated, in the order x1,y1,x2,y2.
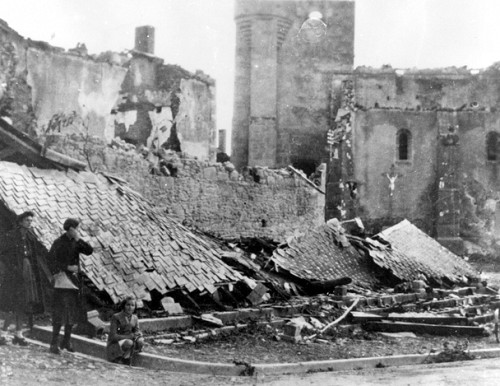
1,19,217,161
176,79,216,161
459,112,500,190
122,55,158,91
353,110,437,232
26,48,126,137
354,70,500,110
146,107,173,149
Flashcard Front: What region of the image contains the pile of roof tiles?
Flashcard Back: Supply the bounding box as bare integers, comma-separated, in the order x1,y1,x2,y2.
0,161,248,307
376,220,478,281
269,218,479,292
270,218,379,289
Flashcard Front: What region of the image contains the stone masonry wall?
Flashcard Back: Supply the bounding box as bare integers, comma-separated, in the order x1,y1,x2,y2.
350,67,500,248
232,0,355,171
47,135,325,242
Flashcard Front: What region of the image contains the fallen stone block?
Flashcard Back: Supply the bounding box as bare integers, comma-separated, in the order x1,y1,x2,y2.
155,338,175,344
161,297,184,316
76,310,108,337
182,336,196,343
380,332,418,339
309,317,325,330
288,316,315,333
195,314,224,327
246,283,269,306
282,322,302,343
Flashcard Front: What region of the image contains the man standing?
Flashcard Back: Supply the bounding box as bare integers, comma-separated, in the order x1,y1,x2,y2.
0,211,46,345
47,218,93,354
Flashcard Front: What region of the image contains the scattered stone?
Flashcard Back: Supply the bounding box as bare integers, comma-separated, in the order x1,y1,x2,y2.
380,332,418,339
283,321,302,343
182,336,196,343
198,314,224,327
309,317,325,330
161,297,184,316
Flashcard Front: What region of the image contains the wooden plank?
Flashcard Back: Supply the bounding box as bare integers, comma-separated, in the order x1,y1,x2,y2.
387,315,468,326
364,321,487,336
469,313,495,325
0,118,85,170
349,311,384,323
420,295,495,310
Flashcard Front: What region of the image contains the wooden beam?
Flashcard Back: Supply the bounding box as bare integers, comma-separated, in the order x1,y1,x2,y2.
0,118,85,171
469,313,495,325
364,321,487,336
349,311,384,323
387,315,469,326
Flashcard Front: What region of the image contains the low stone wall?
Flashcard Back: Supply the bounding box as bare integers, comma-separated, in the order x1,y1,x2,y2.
47,135,325,242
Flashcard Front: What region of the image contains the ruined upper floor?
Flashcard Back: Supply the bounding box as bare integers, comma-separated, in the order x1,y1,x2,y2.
352,64,500,112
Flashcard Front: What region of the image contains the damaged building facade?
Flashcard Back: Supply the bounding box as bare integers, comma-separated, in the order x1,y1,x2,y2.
1,4,495,345
0,20,216,162
0,17,324,244
231,0,500,254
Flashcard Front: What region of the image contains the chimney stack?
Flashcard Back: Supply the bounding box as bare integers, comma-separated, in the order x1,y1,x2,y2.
135,26,155,55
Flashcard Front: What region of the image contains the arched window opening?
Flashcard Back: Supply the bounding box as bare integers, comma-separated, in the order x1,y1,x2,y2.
397,129,411,161
486,131,499,161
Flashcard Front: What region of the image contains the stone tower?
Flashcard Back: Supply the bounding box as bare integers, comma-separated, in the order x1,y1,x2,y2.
232,0,355,173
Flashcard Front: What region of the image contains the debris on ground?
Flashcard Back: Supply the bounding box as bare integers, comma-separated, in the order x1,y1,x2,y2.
424,340,475,364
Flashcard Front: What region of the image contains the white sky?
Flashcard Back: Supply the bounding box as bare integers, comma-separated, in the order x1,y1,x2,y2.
1,0,500,142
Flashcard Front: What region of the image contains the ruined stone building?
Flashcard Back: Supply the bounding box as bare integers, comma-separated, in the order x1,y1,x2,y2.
0,20,217,162
231,0,500,253
0,17,324,246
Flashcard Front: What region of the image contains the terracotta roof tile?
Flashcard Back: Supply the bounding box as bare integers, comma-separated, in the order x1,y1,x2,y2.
269,221,378,288
0,161,244,304
374,220,478,283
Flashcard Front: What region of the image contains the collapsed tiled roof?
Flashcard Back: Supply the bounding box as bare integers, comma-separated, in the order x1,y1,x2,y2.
270,220,378,288
269,218,478,291
0,161,244,306
373,220,478,283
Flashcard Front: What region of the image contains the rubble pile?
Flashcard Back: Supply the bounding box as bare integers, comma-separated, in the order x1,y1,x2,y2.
0,161,262,313
262,218,478,296
139,282,499,354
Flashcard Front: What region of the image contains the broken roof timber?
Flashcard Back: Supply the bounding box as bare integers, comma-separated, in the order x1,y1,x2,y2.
0,118,86,171
287,165,325,194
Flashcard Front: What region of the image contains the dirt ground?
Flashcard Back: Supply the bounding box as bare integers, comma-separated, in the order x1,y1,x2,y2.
140,257,500,365
1,257,499,386
143,323,499,364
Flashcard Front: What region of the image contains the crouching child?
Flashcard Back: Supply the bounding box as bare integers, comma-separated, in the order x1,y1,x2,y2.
107,296,144,365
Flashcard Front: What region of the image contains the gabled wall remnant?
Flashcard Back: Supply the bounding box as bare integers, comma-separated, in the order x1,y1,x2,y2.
0,20,216,162
26,48,126,137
